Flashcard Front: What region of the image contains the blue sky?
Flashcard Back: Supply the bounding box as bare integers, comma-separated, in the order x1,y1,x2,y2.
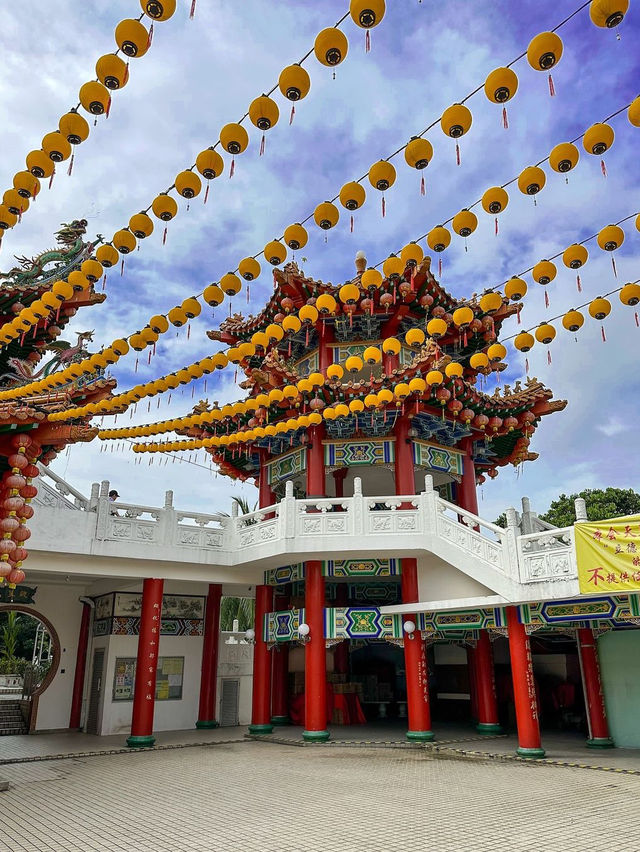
1,0,639,520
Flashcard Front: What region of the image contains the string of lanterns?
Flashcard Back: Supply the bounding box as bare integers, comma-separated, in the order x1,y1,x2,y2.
0,435,40,589
0,2,184,240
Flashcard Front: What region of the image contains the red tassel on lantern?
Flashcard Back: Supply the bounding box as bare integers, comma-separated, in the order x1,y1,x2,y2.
420,175,426,196
576,274,582,292
106,95,112,119
381,196,386,218
601,325,607,343
635,311,639,328
544,290,549,308
67,153,74,176
517,306,521,325
187,323,191,340
438,257,442,278
229,157,235,178
365,29,371,52
289,104,295,125
494,217,499,236
246,285,250,304
190,0,196,18
147,22,154,48
547,350,552,365
601,159,607,178
502,107,509,129
147,349,152,365
102,274,107,291
611,257,617,278
120,258,125,276
49,169,55,189
350,215,354,233
259,134,266,157
204,184,209,204
548,74,556,96
455,142,461,166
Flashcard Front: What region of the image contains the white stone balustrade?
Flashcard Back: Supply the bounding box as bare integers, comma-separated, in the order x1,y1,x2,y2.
26,472,582,603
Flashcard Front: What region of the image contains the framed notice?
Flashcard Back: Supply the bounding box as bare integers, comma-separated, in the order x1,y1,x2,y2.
112,656,184,701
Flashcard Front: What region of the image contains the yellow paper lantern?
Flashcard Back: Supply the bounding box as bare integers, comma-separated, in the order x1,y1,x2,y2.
314,28,348,66
549,142,579,173
115,18,150,57
249,95,280,131
283,223,308,250
339,182,366,211
220,123,249,155
440,103,472,138
526,31,563,70
404,137,433,169
427,225,451,252
484,67,518,103
196,148,224,180
368,160,396,191
278,65,311,101
452,209,477,237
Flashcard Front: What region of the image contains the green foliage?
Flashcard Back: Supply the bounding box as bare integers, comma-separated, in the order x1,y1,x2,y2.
0,610,42,660
220,597,255,632
494,512,507,529
541,488,640,528
1,612,19,660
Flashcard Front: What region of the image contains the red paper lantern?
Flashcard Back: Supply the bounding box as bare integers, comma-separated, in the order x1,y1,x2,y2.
12,526,31,542
19,485,38,499
17,505,34,520
23,464,40,478
0,540,17,555
12,434,31,450
0,564,11,579
7,568,25,585
3,497,24,512
473,413,489,431
12,547,28,562
8,454,28,470
0,518,19,533
5,474,26,490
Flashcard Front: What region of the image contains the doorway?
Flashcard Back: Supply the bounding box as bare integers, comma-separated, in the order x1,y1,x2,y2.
85,648,104,735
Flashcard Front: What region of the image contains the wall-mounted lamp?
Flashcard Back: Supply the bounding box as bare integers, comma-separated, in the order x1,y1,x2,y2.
403,620,416,640
244,628,256,645
298,623,311,643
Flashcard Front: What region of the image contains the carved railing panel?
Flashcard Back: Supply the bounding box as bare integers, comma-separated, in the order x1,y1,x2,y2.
517,528,577,583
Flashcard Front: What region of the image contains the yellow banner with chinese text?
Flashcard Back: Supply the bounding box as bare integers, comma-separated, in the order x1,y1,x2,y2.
575,514,640,594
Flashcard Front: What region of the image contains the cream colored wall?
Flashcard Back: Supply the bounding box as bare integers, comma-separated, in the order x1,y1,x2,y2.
417,555,493,601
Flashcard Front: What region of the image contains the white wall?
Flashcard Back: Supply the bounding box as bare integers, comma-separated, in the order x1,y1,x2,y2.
217,635,254,726
417,555,493,601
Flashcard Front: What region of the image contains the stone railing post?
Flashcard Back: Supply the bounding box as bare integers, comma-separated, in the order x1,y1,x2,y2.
352,476,364,536
282,480,296,539
574,497,588,523
421,474,437,534
161,490,177,546
95,480,111,540
89,482,100,511
505,507,522,581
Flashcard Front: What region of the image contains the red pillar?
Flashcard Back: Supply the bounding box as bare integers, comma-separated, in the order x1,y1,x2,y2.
127,578,164,748
458,437,478,515
393,415,415,496
258,448,275,510
318,320,335,375
474,630,502,734
69,601,91,729
332,468,347,498
401,558,434,741
303,560,329,741
271,644,290,725
577,627,614,748
196,584,222,728
306,424,326,498
383,350,399,377
249,584,274,734
506,606,545,758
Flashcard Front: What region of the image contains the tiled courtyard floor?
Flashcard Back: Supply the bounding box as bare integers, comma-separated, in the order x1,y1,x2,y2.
2,740,640,851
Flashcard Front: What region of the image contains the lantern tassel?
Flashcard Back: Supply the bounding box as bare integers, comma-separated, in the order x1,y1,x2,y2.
204,184,209,204
106,96,112,119
601,159,607,178
147,22,154,48
525,357,529,375
548,73,556,96
517,307,521,325
502,107,509,129
576,274,582,292
49,169,55,190
350,214,354,233
544,290,549,309
229,157,235,178
365,29,371,52
187,323,191,340
305,327,309,346
494,217,499,236
67,153,74,177
381,196,386,218
246,285,250,304
438,257,442,278
190,0,196,18
601,325,607,343
289,104,295,125
162,227,168,246
547,349,552,365
120,258,125,277
420,175,426,196
611,256,617,278
259,134,265,157
147,349,152,365
455,142,461,166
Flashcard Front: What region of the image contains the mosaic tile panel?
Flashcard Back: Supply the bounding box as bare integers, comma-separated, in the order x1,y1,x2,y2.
266,447,306,486
324,440,394,467
264,608,304,643
412,440,464,475
325,607,403,640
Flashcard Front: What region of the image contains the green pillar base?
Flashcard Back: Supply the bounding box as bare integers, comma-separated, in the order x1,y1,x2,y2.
248,723,273,735
476,722,503,735
586,737,615,749
270,715,290,726
302,729,330,742
516,746,546,759
406,730,435,742
126,735,155,749
195,720,219,729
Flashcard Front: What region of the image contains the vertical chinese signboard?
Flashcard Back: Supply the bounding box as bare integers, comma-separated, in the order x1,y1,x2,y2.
575,514,640,594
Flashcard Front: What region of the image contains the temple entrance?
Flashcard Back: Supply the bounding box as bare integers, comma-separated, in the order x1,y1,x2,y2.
344,641,406,724
0,605,60,734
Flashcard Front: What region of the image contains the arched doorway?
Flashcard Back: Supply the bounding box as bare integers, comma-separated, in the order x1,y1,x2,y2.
0,605,61,733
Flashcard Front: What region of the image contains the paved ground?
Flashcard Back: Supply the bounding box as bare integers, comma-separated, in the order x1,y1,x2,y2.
1,740,640,852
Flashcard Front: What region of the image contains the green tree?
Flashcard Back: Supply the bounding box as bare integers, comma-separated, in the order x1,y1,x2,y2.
0,611,20,660
540,488,640,528
220,597,255,632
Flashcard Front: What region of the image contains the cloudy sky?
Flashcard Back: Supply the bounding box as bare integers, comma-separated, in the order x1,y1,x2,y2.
1,0,638,521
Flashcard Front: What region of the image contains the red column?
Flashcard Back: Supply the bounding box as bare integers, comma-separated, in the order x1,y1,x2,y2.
393,415,415,496
306,424,326,498
577,627,614,748
318,320,335,375
69,601,91,729
458,437,478,515
467,645,478,723
506,606,545,758
249,584,274,734
401,558,433,741
332,468,347,498
127,578,164,748
196,584,222,728
383,350,399,377
474,630,502,734
258,448,275,510
303,560,329,741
